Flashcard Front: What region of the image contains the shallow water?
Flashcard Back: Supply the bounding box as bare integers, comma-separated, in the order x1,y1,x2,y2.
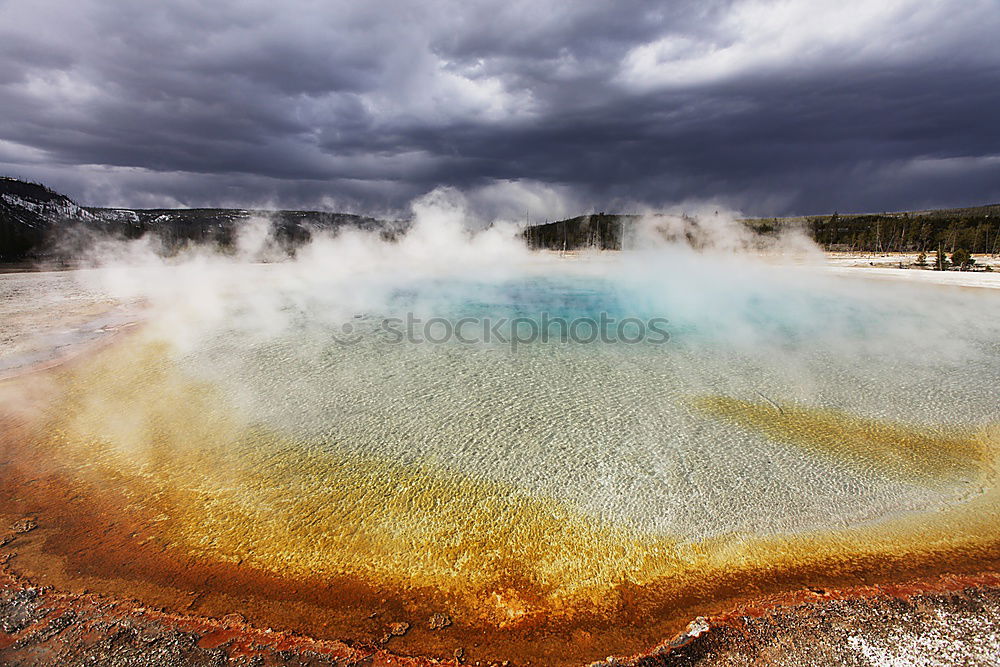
4,258,1000,658
191,272,998,511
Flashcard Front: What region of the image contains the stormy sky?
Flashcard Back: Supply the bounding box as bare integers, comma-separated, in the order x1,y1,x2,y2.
2,0,999,219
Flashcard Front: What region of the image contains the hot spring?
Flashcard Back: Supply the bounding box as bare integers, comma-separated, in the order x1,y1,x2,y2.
2,216,1000,665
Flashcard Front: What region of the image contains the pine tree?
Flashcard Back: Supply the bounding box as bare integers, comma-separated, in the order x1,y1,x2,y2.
935,245,949,271
951,248,974,271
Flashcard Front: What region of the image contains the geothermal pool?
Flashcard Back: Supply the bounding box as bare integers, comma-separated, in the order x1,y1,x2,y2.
2,251,1000,664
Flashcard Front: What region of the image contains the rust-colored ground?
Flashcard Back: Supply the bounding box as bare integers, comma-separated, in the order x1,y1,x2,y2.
3,521,1000,666
2,340,1000,665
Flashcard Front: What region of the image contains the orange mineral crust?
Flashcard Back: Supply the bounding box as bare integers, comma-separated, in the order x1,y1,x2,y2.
2,333,1000,665
3,520,1000,666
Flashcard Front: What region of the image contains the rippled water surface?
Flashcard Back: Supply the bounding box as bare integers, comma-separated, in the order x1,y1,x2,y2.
180,273,1000,539
7,260,1000,631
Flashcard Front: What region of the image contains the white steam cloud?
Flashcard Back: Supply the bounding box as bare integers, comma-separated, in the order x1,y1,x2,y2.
54,185,992,371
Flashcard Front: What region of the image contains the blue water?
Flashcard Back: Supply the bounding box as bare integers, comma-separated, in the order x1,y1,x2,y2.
179,265,1000,541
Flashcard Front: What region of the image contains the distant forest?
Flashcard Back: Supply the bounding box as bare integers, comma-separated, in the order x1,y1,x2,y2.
3,177,999,263
523,207,1000,255
792,206,1000,254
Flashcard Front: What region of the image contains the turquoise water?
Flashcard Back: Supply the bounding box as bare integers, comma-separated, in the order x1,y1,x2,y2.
175,265,1000,542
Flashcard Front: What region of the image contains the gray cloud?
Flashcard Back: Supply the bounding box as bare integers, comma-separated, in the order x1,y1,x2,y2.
2,0,999,217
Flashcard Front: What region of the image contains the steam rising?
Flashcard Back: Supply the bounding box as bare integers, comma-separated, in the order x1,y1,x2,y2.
23,184,997,436
67,189,827,350
5,185,1000,624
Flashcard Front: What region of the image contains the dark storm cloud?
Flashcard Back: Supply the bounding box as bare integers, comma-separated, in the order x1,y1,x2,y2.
1,0,999,217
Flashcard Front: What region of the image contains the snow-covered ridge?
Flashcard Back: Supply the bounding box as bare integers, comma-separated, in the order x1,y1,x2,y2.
1,177,393,262
91,208,140,224
2,192,96,221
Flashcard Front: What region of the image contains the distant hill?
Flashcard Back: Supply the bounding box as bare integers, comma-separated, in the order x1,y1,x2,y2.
5,177,999,262
523,206,1000,254
521,213,629,250
0,177,401,263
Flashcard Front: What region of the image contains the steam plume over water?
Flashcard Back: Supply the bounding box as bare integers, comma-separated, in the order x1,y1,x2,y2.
3,188,1000,662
